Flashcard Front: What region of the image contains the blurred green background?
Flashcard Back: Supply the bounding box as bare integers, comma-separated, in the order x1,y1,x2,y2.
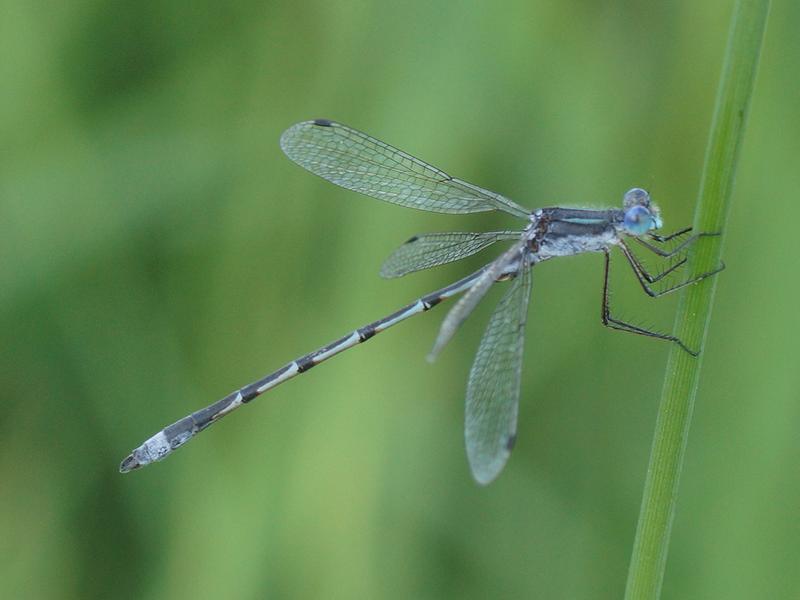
1,1,797,598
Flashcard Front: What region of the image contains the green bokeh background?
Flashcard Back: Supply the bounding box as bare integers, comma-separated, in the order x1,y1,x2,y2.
1,2,797,598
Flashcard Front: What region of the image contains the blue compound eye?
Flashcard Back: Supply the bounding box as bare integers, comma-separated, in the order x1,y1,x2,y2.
623,205,654,235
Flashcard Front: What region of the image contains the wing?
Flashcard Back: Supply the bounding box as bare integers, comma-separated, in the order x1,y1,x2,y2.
427,243,525,361
464,260,532,485
380,231,521,279
280,120,530,219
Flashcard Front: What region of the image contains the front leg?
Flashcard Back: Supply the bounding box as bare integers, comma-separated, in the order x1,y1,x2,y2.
648,226,693,243
618,241,725,298
635,231,720,258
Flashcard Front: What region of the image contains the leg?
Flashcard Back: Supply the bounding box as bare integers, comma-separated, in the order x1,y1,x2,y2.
619,241,725,298
648,226,693,243
635,231,720,258
621,240,687,284
600,250,699,356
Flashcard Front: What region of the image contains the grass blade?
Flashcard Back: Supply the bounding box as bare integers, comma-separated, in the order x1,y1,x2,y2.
624,1,771,598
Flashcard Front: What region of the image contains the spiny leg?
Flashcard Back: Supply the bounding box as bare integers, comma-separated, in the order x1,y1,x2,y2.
618,241,725,298
620,240,687,285
600,250,698,356
635,231,720,258
648,226,693,243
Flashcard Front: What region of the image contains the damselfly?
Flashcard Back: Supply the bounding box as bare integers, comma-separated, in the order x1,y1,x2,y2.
120,119,722,484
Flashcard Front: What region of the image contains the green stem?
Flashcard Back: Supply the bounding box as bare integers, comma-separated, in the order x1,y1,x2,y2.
623,1,770,598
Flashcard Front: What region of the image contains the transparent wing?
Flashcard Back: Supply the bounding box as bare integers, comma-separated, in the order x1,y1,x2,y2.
428,243,525,361
465,260,532,485
380,231,521,279
280,120,531,219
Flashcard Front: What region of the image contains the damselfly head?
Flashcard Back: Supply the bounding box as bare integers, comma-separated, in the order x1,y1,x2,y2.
622,188,662,235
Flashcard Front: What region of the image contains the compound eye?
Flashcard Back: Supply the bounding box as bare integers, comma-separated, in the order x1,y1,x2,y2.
623,205,654,235
623,187,650,209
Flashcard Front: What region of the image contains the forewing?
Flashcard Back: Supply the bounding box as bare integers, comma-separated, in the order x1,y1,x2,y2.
465,261,532,485
280,120,530,219
380,231,520,279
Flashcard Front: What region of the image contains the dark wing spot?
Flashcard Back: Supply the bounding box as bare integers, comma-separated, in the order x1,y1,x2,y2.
505,434,517,451
405,235,419,244
313,119,333,127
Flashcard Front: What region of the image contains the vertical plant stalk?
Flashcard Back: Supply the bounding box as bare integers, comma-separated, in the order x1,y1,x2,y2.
624,1,770,599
